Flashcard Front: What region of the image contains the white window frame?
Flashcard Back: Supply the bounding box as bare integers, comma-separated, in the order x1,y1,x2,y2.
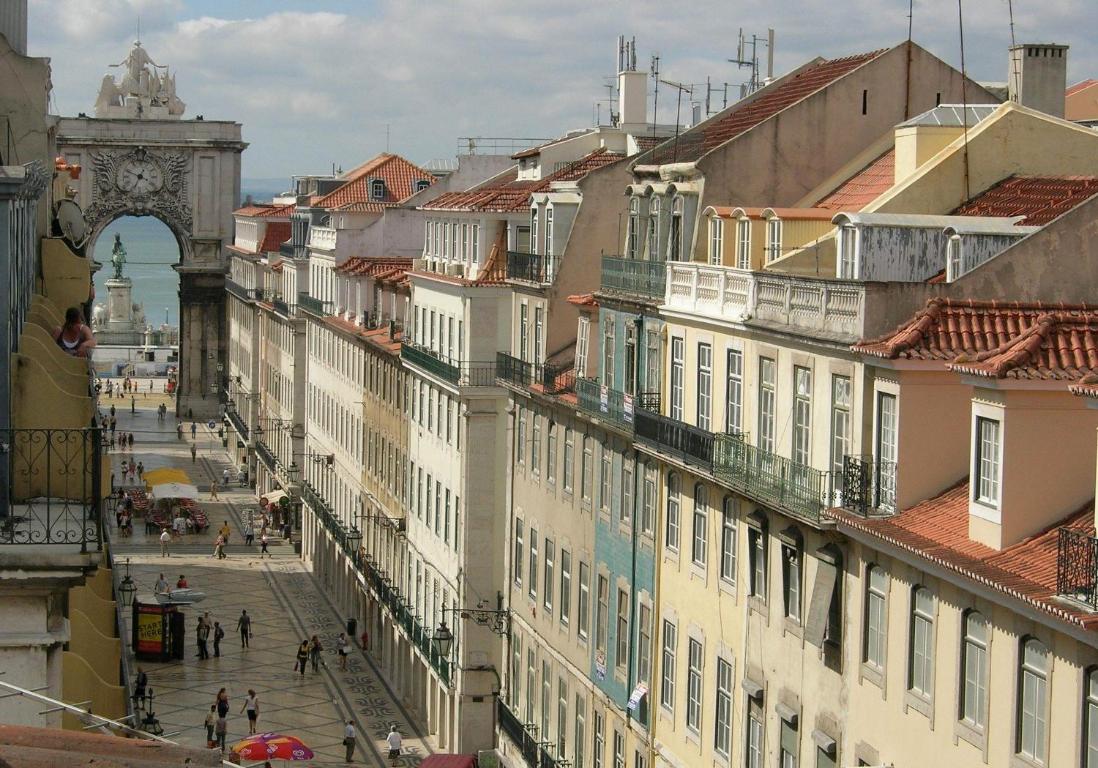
909,586,935,698
666,472,681,552
725,348,743,434
691,483,708,568
715,657,733,757
961,611,989,729
735,218,751,269
697,342,712,431
863,564,887,670
709,217,724,265
838,224,858,279
793,366,812,467
766,216,783,263
974,416,1002,507
576,317,590,375
671,337,685,421
686,638,703,733
660,619,677,712
758,357,776,453
1018,638,1048,763
830,375,852,478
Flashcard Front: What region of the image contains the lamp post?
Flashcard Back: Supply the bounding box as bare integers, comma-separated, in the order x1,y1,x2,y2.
432,620,454,658
118,557,137,609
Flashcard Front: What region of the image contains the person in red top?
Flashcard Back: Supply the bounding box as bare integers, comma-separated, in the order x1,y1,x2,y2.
176,574,188,588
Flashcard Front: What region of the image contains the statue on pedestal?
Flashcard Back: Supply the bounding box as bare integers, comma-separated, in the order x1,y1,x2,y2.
111,233,128,280
95,40,186,119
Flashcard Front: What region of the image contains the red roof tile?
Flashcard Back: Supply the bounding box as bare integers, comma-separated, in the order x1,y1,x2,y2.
816,149,896,210
311,154,435,211
633,135,664,152
1067,79,1098,98
423,149,623,213
853,298,1091,361
830,482,1098,630
258,221,290,254
948,310,1098,380
644,49,887,165
234,203,293,218
951,176,1098,225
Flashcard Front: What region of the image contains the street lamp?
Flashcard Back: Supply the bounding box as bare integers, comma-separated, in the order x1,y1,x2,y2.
432,620,454,658
285,461,301,485
118,557,137,609
346,525,362,553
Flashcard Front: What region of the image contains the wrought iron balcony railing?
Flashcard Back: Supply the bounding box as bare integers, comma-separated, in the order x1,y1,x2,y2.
254,440,276,472
297,293,333,316
575,377,638,430
0,428,104,552
496,352,576,395
401,343,497,387
713,434,831,524
506,251,559,284
271,298,295,317
836,455,896,516
600,255,666,301
1057,528,1098,610
635,407,715,469
225,408,249,441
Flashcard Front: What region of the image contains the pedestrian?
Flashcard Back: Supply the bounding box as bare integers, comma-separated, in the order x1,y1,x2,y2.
197,616,210,659
154,573,169,594
109,434,116,452
343,720,356,763
133,667,148,709
213,534,225,560
128,432,134,449
295,640,309,677
110,403,116,419
219,521,231,544
241,689,259,734
215,712,228,753
191,444,197,463
191,421,197,439
159,528,170,557
110,415,117,435
213,621,224,657
260,532,270,557
177,574,188,588
385,724,402,765
222,468,230,487
210,481,219,501
361,628,369,652
177,423,183,441
204,705,217,746
131,396,136,414
237,610,251,648
337,632,350,671
244,519,254,546
309,634,323,672
137,460,144,479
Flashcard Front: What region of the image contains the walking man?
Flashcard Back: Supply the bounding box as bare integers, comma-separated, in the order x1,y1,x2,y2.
210,481,219,501
159,528,170,557
213,621,224,657
196,616,210,660
343,721,357,763
131,396,136,414
244,519,255,547
191,421,197,439
237,610,251,648
191,443,197,463
260,532,270,557
386,725,402,766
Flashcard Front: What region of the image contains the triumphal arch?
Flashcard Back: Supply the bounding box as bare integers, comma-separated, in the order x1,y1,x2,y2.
56,40,246,418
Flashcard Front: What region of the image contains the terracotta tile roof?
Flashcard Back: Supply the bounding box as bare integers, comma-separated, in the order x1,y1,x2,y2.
816,149,896,210
311,153,435,210
324,314,403,355
644,49,887,165
633,135,664,152
951,176,1098,225
830,482,1098,630
0,723,221,767
335,257,412,277
1067,79,1098,98
853,298,1091,362
423,149,623,213
1070,374,1098,399
948,310,1098,380
258,221,291,253
567,293,598,308
234,202,293,218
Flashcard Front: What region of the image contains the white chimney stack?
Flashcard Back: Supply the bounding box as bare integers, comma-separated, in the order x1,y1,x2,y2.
1008,43,1068,118
617,35,647,130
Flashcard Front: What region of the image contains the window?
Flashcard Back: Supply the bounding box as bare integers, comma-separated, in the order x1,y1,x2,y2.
691,484,708,568
838,225,857,279
748,517,767,599
909,587,934,698
793,367,812,467
531,416,541,476
526,650,536,721
576,317,590,375
370,178,385,200
558,679,568,758
600,442,612,513
830,375,851,479
758,357,776,453
875,392,897,508
715,658,733,757
513,519,524,586
582,436,593,502
725,349,743,434
1018,638,1048,763
668,196,683,261
634,750,646,768
627,198,640,259
645,329,661,396
545,207,554,257
1084,670,1098,768
574,696,586,768
578,562,590,641
766,217,782,263
613,730,624,768
534,307,545,365
686,638,703,733
530,209,539,255
547,422,557,484
647,198,660,259
560,549,571,626
637,603,651,683
779,719,798,768
863,565,887,670
593,711,604,768
595,574,609,653
623,324,637,396
666,473,681,552
641,462,656,534
824,550,844,649
747,711,764,768
709,217,724,265
720,497,738,585
975,417,1001,506
621,457,634,525
471,224,480,264
697,343,713,431
670,338,685,420
541,660,551,741
603,317,615,389
560,427,576,492
736,218,751,269
660,620,677,711
520,304,529,362
782,534,802,623
511,635,522,705
947,235,964,281
529,528,539,599
961,611,989,729
615,590,629,670
516,408,527,466
544,538,555,613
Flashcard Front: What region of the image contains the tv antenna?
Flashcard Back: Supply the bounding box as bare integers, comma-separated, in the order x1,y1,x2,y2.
659,78,694,162
728,28,775,98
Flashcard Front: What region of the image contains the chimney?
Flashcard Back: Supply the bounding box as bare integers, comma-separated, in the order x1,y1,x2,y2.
1008,43,1068,118
617,35,647,129
0,0,27,56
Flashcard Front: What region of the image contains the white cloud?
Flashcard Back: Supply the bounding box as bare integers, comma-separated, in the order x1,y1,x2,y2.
28,0,1098,179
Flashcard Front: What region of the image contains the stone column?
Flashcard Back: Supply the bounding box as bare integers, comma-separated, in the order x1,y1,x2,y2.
176,267,226,420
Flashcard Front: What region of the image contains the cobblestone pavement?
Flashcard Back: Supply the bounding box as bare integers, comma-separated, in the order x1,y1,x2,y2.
108,399,435,765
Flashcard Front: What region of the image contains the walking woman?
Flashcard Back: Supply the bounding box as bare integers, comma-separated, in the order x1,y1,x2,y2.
309,634,323,672
52,307,96,357
214,687,230,753
295,640,309,678
337,632,350,671
240,689,259,734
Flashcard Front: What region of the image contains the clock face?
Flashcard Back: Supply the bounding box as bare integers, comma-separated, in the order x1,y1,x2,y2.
117,158,164,195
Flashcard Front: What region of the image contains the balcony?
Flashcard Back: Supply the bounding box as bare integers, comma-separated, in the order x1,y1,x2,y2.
0,428,104,552
402,343,498,387
271,297,296,317
712,435,830,524
255,440,276,472
297,293,333,317
575,377,638,430
226,278,261,303
496,352,575,395
499,700,542,768
836,455,896,517
600,256,666,301
1057,528,1098,610
226,408,249,441
307,225,337,251
663,262,866,342
635,407,715,469
506,251,559,284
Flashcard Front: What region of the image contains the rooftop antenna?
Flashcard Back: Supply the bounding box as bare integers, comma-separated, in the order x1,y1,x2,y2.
385,124,390,153
650,54,661,138
957,0,971,201
728,28,774,97
1007,0,1020,102
659,78,694,162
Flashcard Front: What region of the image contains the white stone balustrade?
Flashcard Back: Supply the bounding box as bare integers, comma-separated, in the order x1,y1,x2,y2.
308,225,338,251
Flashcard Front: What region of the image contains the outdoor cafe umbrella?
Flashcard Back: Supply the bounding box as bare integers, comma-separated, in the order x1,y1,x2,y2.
149,481,199,500
231,732,314,761
259,489,288,505
143,467,191,487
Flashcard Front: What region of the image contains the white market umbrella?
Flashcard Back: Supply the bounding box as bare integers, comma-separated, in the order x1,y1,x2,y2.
150,481,199,500
259,490,288,505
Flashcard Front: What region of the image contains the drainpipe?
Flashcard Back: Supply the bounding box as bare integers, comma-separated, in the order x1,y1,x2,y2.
500,400,517,752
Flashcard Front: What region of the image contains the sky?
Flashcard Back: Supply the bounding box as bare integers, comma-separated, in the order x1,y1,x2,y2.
28,0,1098,183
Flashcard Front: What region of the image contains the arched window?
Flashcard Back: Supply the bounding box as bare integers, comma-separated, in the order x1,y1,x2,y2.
1018,637,1048,762
665,472,681,552
691,483,708,567
961,610,989,728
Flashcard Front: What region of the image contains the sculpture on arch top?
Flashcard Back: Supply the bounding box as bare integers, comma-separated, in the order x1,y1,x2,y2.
95,40,186,119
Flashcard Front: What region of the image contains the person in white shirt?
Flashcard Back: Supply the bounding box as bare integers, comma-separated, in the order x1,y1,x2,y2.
159,528,170,557
386,725,402,764
343,721,356,762
154,573,169,593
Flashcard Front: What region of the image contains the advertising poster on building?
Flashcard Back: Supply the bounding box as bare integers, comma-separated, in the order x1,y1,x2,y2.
136,604,163,655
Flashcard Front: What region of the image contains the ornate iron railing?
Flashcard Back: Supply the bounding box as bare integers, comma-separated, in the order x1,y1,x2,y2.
254,440,276,472
499,699,541,768
297,293,333,316
402,344,498,387
507,251,559,284
0,427,104,551
600,255,666,300
575,377,636,430
634,407,715,469
271,298,295,317
1057,528,1098,609
496,353,575,395
713,434,830,524
837,455,897,516
225,408,249,441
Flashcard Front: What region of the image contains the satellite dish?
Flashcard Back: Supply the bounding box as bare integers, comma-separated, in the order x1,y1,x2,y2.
56,198,88,248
